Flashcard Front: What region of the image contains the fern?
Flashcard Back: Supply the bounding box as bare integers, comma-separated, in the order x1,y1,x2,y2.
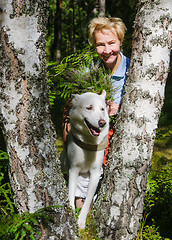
0,175,15,216
0,205,62,240
47,47,114,106
0,151,15,217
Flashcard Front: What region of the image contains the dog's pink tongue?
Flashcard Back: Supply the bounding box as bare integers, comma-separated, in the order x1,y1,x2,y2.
91,128,100,136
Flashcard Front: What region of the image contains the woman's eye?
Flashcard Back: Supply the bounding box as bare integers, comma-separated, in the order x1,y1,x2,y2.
86,105,93,110
96,43,105,47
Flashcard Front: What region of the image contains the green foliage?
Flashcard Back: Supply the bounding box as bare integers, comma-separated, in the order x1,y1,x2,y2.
141,126,172,239
0,150,15,217
0,172,15,217
144,165,172,238
47,47,113,105
48,80,57,106
0,211,40,240
137,223,169,240
0,206,60,240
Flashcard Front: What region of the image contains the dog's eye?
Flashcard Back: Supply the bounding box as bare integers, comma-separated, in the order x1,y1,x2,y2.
86,105,93,110
101,108,105,111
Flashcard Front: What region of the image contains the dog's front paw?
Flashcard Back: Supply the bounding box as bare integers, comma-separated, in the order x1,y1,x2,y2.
78,214,86,229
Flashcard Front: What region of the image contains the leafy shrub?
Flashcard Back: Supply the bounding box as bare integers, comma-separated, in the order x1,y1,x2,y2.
141,126,172,239
144,166,172,239
137,223,168,240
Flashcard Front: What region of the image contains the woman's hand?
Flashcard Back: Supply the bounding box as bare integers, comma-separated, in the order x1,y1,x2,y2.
106,100,119,116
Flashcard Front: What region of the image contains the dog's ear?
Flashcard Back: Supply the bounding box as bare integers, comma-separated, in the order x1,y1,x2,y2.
72,94,79,105
101,90,106,99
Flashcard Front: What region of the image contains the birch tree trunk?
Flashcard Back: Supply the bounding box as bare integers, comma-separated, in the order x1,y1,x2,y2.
95,0,172,239
56,0,62,61
0,0,79,238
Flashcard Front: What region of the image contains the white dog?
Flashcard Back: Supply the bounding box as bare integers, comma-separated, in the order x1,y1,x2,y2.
62,90,109,229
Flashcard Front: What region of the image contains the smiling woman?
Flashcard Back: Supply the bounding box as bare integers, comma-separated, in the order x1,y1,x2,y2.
95,30,122,72
89,17,129,115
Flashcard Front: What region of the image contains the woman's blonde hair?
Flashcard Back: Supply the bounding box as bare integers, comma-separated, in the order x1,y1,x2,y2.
89,17,127,46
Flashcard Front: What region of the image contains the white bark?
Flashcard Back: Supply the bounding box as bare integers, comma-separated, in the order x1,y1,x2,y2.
0,1,79,238
95,0,172,239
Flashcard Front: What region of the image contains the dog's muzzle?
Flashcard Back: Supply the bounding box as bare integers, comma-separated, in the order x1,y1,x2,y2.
84,118,106,136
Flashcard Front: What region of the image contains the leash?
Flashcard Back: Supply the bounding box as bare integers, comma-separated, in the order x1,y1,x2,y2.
72,134,108,151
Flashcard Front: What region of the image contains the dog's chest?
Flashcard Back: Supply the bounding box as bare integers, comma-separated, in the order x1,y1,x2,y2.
68,143,104,171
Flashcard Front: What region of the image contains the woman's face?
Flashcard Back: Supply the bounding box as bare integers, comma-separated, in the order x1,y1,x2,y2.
95,29,121,70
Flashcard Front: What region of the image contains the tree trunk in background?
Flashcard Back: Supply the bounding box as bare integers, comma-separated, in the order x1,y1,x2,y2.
71,0,76,53
99,0,106,17
55,0,62,61
0,0,79,238
93,0,99,16
95,0,172,239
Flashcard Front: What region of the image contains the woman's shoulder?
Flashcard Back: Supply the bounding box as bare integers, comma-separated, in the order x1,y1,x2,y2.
121,52,130,71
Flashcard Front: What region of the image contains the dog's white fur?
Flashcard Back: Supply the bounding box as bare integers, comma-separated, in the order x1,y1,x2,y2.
62,90,109,229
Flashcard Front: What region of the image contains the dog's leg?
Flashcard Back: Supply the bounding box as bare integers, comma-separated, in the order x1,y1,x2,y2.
78,169,101,229
68,167,80,210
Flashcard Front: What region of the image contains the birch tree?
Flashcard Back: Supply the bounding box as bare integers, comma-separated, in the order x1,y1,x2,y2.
95,0,172,239
0,0,79,238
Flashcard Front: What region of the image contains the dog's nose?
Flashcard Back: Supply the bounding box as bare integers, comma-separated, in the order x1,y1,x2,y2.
99,119,106,128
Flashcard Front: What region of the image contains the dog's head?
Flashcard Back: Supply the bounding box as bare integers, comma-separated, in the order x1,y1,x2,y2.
70,90,109,137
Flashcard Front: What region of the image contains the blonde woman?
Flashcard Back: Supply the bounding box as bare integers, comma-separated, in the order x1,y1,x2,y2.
89,17,130,118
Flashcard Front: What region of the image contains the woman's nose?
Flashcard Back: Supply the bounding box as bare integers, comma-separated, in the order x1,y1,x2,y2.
104,44,112,54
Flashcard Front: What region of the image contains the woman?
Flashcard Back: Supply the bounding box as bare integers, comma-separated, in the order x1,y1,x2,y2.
63,17,130,209
89,17,130,165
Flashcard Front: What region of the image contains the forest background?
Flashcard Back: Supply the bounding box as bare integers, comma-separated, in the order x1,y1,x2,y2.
0,0,171,239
